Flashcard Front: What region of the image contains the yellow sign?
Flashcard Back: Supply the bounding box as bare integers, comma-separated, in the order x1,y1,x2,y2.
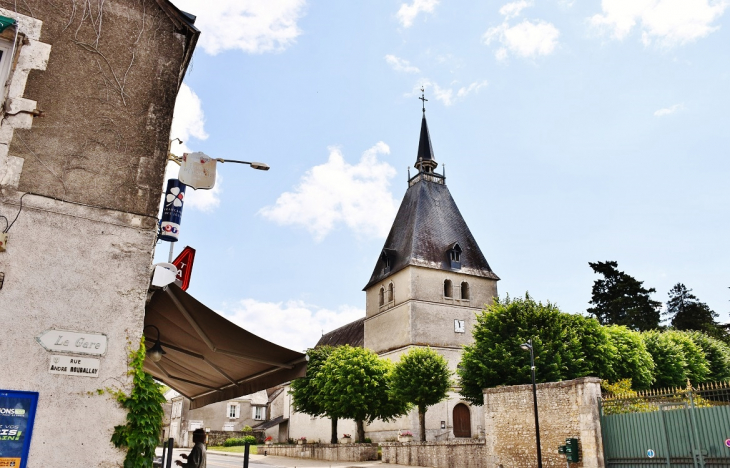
0,458,21,467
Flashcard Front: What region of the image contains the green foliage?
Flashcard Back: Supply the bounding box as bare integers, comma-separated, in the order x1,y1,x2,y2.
391,347,451,411
313,345,409,424
224,436,257,447
290,346,334,417
458,294,616,405
587,261,661,331
686,331,730,382
641,330,712,388
241,425,253,433
604,325,655,389
391,347,451,441
110,337,166,468
665,284,721,337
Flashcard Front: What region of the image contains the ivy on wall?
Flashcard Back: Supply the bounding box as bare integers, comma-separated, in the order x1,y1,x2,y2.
110,337,166,468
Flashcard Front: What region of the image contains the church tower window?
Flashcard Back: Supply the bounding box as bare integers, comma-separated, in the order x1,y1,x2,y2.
387,282,394,303
379,287,385,307
447,243,462,269
444,279,453,298
461,282,470,300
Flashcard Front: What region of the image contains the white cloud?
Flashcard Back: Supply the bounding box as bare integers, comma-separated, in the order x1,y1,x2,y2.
220,299,365,352
484,20,560,59
410,79,488,106
385,54,421,73
654,103,684,116
162,83,220,212
397,0,439,27
499,0,533,19
590,0,728,47
260,142,398,241
170,0,306,55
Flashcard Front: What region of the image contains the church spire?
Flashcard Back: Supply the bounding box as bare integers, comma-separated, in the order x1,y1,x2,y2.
414,88,438,174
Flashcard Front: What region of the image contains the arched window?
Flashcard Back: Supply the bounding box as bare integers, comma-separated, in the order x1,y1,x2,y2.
444,279,453,298
379,287,384,306
461,282,470,300
388,282,394,303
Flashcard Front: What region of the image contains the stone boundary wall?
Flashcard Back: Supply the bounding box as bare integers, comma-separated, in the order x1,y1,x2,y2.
483,377,604,468
207,430,264,446
258,443,378,461
381,440,488,468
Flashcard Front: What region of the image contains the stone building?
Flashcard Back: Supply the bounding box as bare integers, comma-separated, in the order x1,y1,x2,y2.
0,1,197,466
262,109,500,442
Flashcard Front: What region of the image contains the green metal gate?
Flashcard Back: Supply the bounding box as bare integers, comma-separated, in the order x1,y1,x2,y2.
600,383,730,467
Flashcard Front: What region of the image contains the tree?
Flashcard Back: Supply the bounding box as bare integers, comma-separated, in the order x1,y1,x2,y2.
290,346,337,443
458,294,615,405
642,330,710,388
313,345,409,442
391,347,451,442
686,331,730,382
587,261,661,331
665,283,720,337
603,325,655,389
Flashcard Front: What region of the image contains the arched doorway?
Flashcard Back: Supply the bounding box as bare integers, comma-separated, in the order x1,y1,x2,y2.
453,403,471,438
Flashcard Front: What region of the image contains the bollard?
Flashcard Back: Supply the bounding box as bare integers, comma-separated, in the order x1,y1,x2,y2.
243,442,250,468
160,439,168,467
166,438,174,468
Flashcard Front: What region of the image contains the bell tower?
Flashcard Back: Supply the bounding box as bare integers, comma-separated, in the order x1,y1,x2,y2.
362,97,499,368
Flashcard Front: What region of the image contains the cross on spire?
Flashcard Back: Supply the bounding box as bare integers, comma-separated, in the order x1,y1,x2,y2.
419,87,428,113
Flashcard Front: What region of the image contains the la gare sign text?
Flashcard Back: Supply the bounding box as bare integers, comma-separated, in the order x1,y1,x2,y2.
36,329,108,356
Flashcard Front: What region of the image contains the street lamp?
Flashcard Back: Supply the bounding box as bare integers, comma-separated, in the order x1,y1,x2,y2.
520,338,543,468
144,325,166,363
215,158,270,171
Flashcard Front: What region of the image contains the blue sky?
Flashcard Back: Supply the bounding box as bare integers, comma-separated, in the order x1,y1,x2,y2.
157,0,730,351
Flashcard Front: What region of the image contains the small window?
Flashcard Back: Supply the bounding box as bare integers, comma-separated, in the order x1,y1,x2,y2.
387,283,394,303
444,279,453,298
253,406,265,420
379,287,385,306
227,403,240,419
223,423,235,432
461,282,469,300
447,243,462,269
172,401,183,419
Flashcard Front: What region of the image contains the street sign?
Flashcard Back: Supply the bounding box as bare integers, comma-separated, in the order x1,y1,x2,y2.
35,329,107,356
178,152,216,190
725,439,730,448
172,246,196,291
48,355,100,378
647,449,655,458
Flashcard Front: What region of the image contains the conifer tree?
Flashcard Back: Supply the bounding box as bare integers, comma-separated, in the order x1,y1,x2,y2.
665,283,720,337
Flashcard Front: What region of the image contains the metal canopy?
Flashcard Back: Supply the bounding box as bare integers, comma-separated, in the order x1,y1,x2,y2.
0,16,16,33
143,285,307,409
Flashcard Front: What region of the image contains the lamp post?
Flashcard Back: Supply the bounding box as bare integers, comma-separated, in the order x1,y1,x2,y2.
520,338,543,468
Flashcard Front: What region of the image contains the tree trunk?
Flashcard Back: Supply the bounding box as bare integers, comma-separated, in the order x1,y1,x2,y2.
331,417,338,444
419,405,426,442
356,420,365,442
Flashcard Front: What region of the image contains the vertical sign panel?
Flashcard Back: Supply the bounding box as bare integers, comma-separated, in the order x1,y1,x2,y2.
0,390,38,468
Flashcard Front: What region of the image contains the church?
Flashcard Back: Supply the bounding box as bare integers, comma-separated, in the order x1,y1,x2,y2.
172,103,500,444
262,102,501,442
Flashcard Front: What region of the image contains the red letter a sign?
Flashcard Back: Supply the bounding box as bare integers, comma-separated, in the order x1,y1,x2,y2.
172,246,196,291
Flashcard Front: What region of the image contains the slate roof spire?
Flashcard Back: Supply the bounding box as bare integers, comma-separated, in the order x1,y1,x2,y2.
415,88,438,174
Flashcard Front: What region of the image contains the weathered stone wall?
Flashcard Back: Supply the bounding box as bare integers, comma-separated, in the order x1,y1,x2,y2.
259,443,378,461
381,440,489,468
483,377,604,468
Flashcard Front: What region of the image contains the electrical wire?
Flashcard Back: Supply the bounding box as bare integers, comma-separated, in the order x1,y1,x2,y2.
4,192,26,233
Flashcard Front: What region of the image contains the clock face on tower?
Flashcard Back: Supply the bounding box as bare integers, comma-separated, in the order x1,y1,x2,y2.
454,319,465,333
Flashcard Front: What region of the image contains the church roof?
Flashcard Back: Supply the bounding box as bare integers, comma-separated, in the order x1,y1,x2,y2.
315,317,365,348
416,115,435,164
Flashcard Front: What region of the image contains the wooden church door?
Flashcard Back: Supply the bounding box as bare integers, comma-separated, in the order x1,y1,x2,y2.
453,403,471,438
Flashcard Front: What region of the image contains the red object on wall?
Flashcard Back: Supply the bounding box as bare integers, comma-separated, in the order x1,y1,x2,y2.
172,246,196,291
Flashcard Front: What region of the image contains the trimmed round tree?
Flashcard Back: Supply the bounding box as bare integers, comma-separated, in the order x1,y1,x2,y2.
458,294,614,405
663,330,710,384
290,345,337,443
686,331,730,382
313,345,409,441
604,325,655,389
391,347,451,442
643,331,688,388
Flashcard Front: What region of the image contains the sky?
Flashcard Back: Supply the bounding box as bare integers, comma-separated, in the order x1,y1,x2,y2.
155,0,730,352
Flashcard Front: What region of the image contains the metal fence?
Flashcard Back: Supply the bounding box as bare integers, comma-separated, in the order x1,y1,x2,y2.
600,382,730,468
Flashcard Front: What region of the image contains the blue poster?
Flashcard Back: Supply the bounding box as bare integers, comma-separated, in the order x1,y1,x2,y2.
159,179,186,242
0,390,38,468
